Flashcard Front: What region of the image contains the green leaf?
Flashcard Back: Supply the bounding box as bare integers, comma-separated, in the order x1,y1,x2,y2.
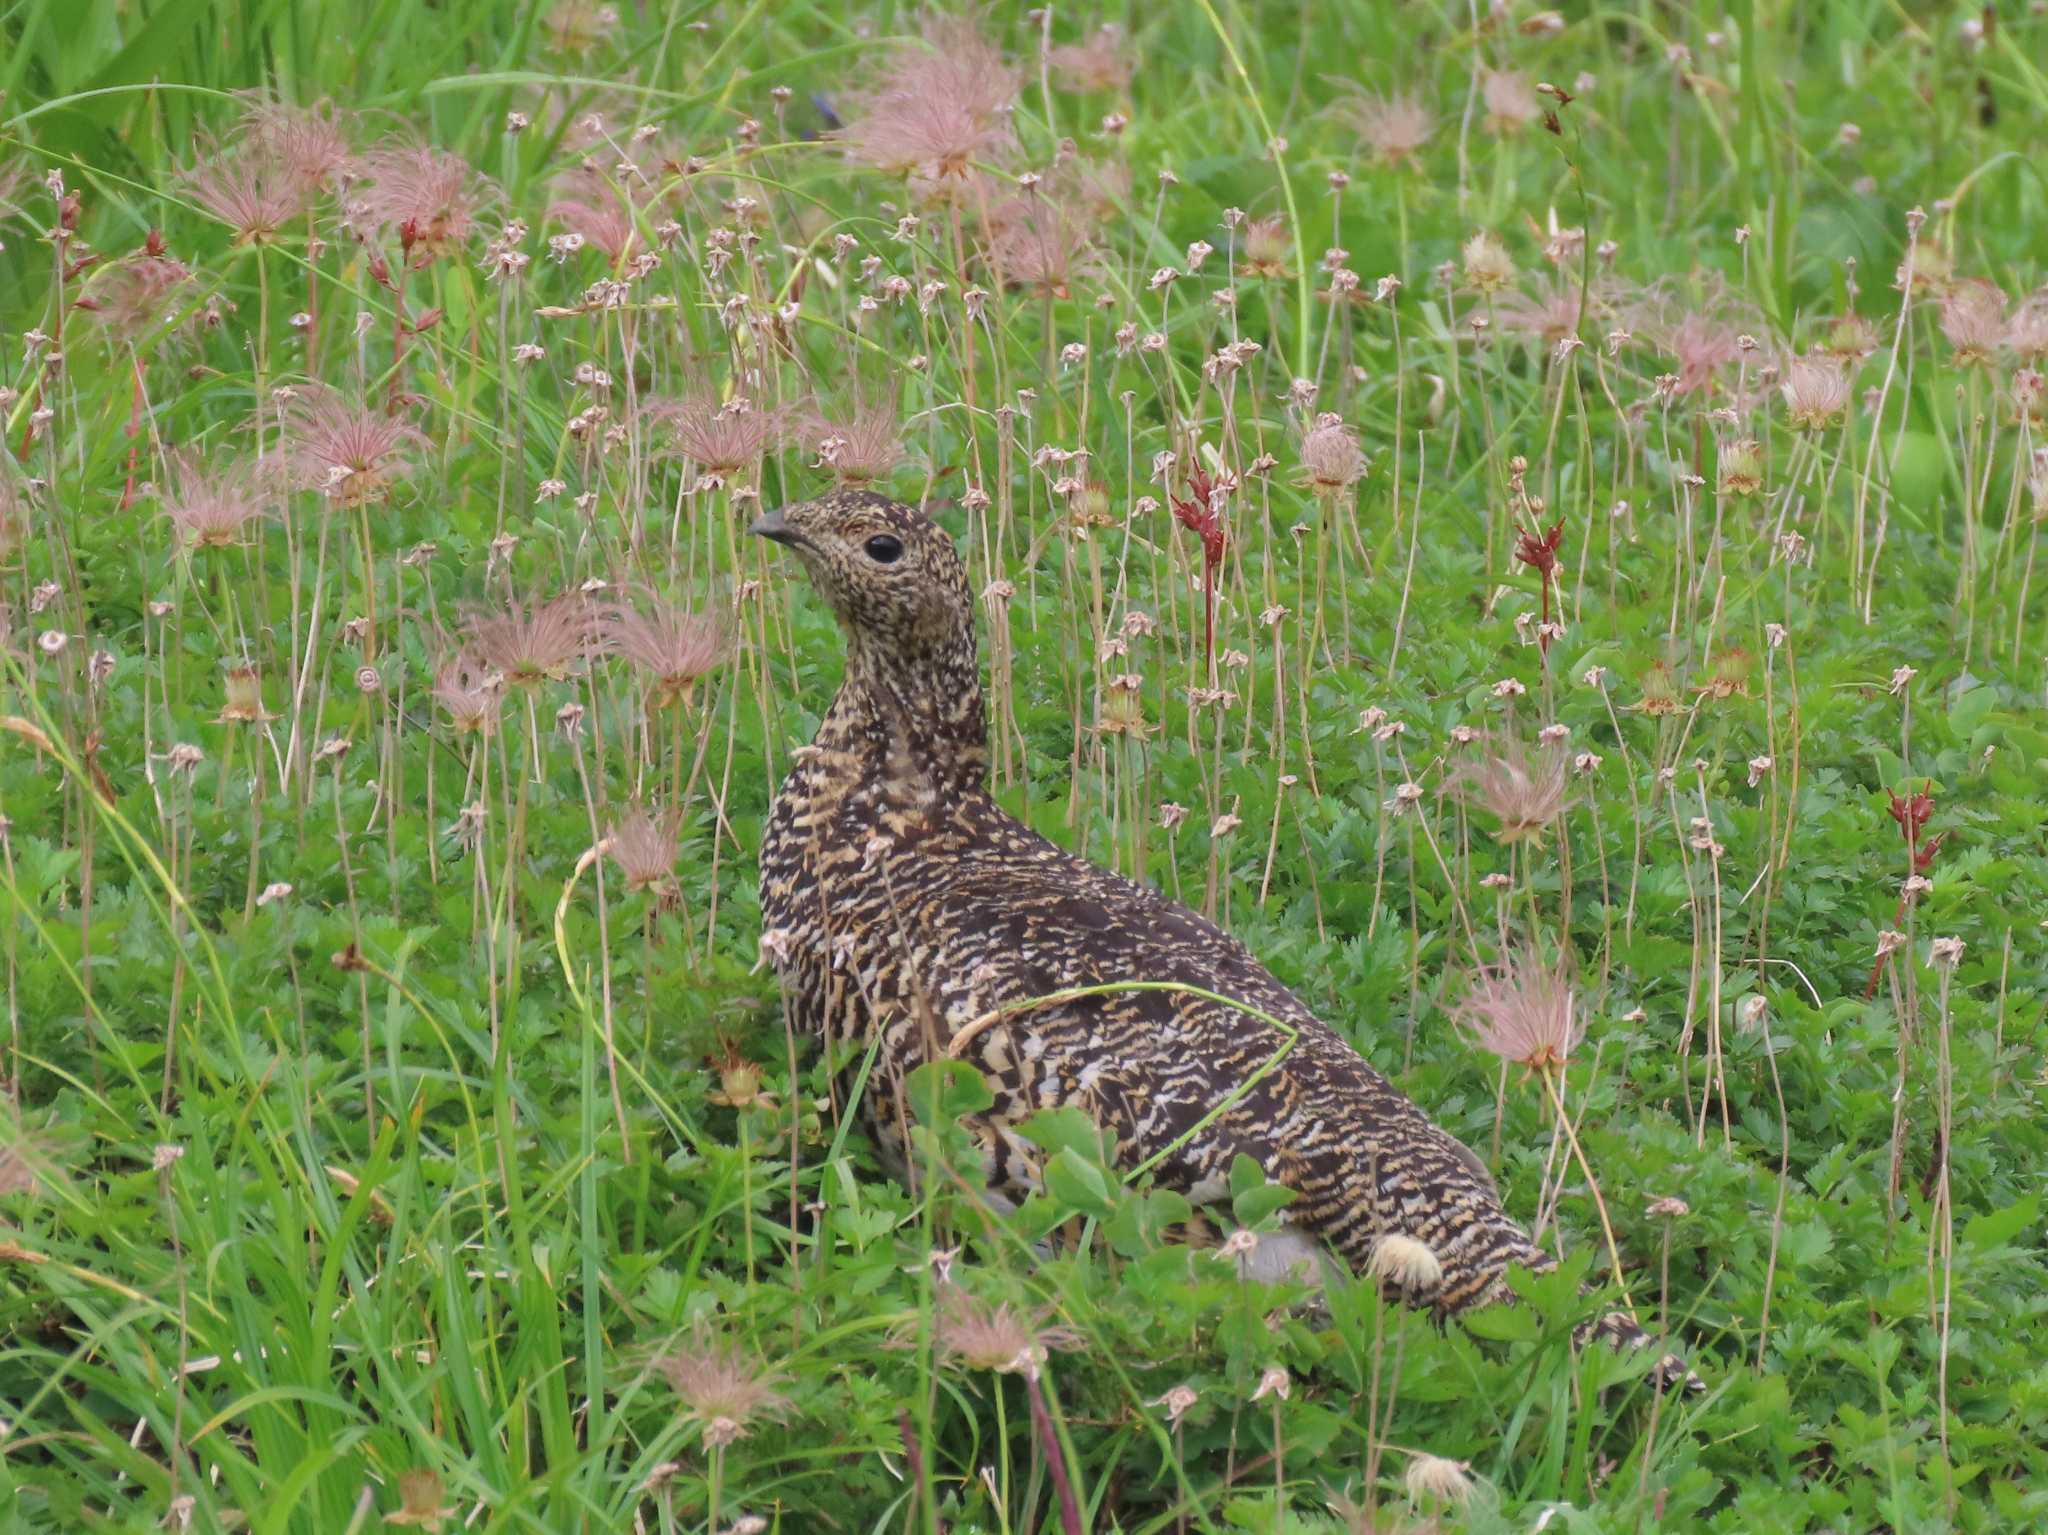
904,1060,993,1125
1963,1196,2039,1254
1043,1146,1116,1219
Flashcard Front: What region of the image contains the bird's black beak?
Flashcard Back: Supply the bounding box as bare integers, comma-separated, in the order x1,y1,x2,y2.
749,508,802,547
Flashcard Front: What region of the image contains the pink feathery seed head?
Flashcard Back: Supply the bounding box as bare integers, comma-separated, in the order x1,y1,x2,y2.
548,162,641,261
238,96,355,191
1454,734,1570,845
1238,215,1293,278
1337,90,1435,168
932,1286,1081,1377
462,592,597,687
279,387,427,506
799,402,906,486
1818,311,1879,362
839,12,1019,181
162,454,268,549
1046,24,1132,93
644,393,781,483
1780,353,1852,430
349,145,487,259
988,194,1100,298
653,1334,791,1444
1666,312,1742,395
1455,950,1584,1072
1481,68,1540,134
2007,288,2048,362
1938,278,2006,366
431,655,504,735
604,597,728,706
181,139,310,247
1496,278,1588,345
605,803,684,901
1296,415,1367,494
839,91,1014,182
76,239,193,338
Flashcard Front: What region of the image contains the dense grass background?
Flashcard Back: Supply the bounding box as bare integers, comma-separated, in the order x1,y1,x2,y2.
2,1,2046,1530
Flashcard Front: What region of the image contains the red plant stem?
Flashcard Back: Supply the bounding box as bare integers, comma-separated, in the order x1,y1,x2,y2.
1024,1371,1083,1535
120,355,145,509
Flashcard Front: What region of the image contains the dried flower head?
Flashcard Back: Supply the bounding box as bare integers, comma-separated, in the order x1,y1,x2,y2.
1480,69,1540,134
1461,231,1515,292
432,657,503,735
1456,951,1583,1072
1405,1454,1475,1507
383,1469,456,1531
1296,415,1367,494
1939,278,2006,366
76,240,193,338
1454,736,1568,844
1717,437,1764,497
840,15,1019,182
217,664,274,723
1238,215,1293,279
653,1333,792,1447
181,139,311,246
279,387,427,506
349,145,485,257
463,594,593,686
1781,354,1851,430
933,1286,1079,1379
1633,659,1684,716
606,804,683,909
1337,91,1434,168
646,394,780,484
605,599,726,707
799,403,905,486
1047,25,1131,93
163,455,268,549
988,194,1101,299
239,97,355,191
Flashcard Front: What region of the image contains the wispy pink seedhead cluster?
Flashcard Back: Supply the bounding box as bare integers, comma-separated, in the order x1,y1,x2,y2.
1780,354,1851,430
1455,950,1583,1072
1938,278,2005,367
798,402,906,487
1296,415,1367,494
1455,735,1570,845
462,593,596,687
75,234,193,339
1335,91,1436,168
645,394,782,484
987,195,1102,299
1046,24,1132,94
278,387,428,505
1480,69,1541,135
348,145,486,259
604,598,728,707
161,454,268,549
182,145,307,248
547,162,649,262
838,13,1019,182
240,97,355,193
432,656,504,736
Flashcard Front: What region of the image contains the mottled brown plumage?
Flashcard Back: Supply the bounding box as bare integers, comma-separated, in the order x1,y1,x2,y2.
755,490,1688,1378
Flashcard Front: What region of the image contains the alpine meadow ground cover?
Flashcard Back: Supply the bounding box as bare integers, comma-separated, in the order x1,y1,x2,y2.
1,0,2046,1530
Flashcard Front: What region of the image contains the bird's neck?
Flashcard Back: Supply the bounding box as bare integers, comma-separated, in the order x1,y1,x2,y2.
824,625,989,796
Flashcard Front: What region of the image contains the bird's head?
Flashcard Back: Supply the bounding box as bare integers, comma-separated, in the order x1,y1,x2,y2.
750,491,973,659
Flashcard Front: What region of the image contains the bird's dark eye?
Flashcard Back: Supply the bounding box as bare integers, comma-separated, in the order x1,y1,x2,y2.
864,533,905,564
